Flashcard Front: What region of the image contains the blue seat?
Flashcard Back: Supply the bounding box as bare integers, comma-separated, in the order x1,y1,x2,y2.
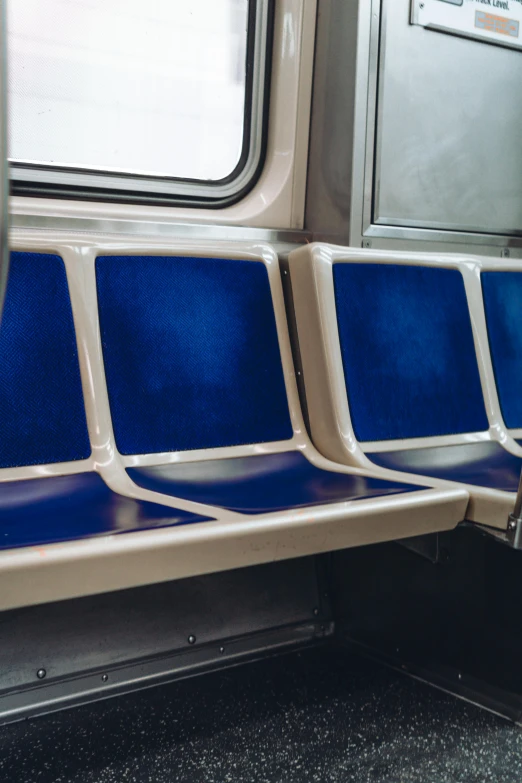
128,451,420,514
0,252,213,549
0,252,91,467
96,255,293,455
370,442,522,492
482,271,522,434
333,263,489,442
0,473,211,550
332,263,522,499
288,245,519,528
96,254,431,513
329,262,521,493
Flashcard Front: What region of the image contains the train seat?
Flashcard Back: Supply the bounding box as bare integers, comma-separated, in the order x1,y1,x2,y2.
0,252,211,553
0,244,467,611
482,269,522,448
94,251,466,522
288,244,522,529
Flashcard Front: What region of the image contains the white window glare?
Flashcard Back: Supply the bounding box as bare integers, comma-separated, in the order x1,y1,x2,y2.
7,0,249,181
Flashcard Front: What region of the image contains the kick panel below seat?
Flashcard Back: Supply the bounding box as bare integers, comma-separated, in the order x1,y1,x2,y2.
369,442,522,493
0,473,213,550
127,451,427,514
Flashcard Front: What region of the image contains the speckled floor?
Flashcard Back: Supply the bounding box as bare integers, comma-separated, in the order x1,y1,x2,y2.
0,646,521,783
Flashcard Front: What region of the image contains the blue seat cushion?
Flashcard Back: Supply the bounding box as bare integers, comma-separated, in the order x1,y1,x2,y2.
0,473,213,550
96,255,293,455
333,263,489,441
482,271,522,429
368,442,521,491
127,451,426,515
0,253,91,467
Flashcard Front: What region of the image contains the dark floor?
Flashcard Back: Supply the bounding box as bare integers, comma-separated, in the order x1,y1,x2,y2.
0,646,521,783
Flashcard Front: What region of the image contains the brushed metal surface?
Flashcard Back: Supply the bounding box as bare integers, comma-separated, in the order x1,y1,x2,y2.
374,0,522,235
10,213,311,244
0,558,323,693
0,557,331,722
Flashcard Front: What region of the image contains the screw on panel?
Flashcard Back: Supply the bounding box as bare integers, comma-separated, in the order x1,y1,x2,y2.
313,607,320,616
36,669,46,680
363,240,372,248
219,647,225,654
102,674,109,682
188,634,196,645
419,2,424,8
502,248,510,258
458,673,463,680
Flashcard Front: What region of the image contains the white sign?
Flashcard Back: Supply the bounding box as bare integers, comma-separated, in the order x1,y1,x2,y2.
412,0,522,50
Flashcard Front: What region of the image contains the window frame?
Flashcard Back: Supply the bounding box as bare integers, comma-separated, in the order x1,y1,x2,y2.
9,0,274,208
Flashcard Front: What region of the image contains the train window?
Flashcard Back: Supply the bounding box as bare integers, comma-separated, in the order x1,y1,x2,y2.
7,0,272,206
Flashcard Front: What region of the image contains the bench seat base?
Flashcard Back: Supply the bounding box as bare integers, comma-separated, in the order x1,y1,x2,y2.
128,451,426,514
0,473,213,550
368,442,521,493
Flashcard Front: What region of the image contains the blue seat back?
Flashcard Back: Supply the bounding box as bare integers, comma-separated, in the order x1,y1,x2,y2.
96,256,293,455
333,263,489,442
0,252,90,467
482,271,522,429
